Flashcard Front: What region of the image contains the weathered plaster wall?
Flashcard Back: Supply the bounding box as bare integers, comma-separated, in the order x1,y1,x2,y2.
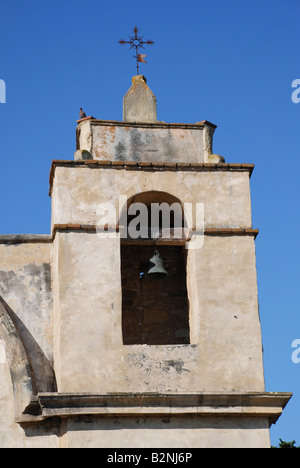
50,164,262,393
60,415,271,448
52,232,122,392
187,235,265,391
0,158,268,447
0,357,59,447
0,242,54,392
50,166,252,230
52,230,264,394
0,241,58,447
0,342,25,447
76,120,218,163
123,75,157,122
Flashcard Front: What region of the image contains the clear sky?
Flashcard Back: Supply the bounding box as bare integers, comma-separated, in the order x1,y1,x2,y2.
0,0,299,447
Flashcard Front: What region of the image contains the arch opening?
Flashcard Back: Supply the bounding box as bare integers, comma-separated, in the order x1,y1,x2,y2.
120,191,190,345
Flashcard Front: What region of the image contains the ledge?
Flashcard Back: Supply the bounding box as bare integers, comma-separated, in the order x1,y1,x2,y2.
51,224,259,241
49,160,255,196
0,228,259,244
76,118,218,130
0,234,52,244
0,228,259,245
19,392,292,426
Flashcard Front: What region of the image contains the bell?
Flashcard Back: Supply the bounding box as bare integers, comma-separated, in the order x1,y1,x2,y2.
147,250,169,280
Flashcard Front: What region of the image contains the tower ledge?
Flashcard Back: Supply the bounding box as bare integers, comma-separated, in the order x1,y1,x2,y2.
19,392,292,426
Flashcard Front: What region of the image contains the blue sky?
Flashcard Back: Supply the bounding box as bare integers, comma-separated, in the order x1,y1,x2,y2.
0,0,299,446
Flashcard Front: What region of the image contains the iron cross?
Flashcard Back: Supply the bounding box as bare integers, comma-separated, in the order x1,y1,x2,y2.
119,26,154,75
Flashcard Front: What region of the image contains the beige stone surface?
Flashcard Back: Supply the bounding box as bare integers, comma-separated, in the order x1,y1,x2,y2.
0,243,53,367
62,415,271,448
52,229,264,394
0,344,58,448
76,120,221,163
0,162,276,447
123,75,157,122
50,166,252,231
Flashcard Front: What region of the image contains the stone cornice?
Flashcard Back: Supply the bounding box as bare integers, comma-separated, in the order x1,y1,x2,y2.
76,117,218,130
19,392,292,426
0,227,259,245
51,224,259,241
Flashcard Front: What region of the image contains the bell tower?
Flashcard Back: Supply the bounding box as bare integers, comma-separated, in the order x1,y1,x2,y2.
44,75,291,447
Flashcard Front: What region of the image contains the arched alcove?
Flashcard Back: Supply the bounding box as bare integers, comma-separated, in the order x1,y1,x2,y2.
119,191,187,239
120,191,190,345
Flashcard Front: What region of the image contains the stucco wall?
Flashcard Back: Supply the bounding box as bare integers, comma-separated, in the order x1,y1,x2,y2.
0,242,54,392
0,162,270,447
60,415,271,448
76,120,216,163
0,241,58,447
52,229,264,394
50,166,252,230
0,358,58,448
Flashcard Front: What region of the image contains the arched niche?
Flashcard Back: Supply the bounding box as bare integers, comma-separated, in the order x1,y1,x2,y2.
119,190,187,239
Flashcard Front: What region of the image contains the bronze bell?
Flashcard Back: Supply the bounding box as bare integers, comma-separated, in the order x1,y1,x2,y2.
147,250,168,280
